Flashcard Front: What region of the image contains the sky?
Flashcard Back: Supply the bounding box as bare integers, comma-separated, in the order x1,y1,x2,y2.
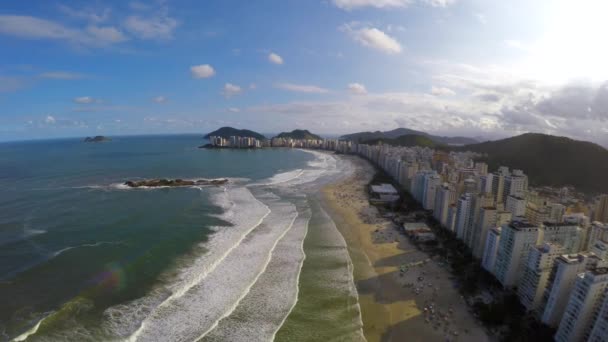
2,0,608,145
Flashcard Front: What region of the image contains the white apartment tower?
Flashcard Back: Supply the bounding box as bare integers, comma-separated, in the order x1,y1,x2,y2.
517,243,564,312
540,254,592,327
493,222,540,288
506,195,527,218
555,268,608,342
482,227,502,273
472,206,498,258
588,292,608,342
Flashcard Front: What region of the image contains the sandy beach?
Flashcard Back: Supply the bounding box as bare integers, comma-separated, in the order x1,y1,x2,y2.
322,156,490,342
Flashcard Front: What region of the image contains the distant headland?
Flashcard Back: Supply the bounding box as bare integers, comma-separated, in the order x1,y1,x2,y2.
84,136,111,143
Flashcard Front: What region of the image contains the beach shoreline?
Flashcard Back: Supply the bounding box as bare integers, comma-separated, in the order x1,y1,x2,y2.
321,155,490,342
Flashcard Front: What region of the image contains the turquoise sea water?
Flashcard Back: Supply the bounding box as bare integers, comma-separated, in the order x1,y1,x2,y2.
0,135,364,341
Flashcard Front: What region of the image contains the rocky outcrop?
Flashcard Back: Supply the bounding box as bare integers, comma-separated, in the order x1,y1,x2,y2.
124,178,229,188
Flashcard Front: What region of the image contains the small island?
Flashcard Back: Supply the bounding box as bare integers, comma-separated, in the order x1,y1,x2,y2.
84,136,111,143
124,178,229,188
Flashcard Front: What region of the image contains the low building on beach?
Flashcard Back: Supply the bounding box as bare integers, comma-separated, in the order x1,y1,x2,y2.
370,183,399,204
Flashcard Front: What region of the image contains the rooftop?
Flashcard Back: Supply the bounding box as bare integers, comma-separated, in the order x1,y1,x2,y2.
370,184,398,194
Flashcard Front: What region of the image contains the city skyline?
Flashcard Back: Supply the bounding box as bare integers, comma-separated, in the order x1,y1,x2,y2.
2,0,608,145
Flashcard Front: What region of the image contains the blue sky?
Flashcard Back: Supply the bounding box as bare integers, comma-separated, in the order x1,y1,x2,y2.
2,0,608,145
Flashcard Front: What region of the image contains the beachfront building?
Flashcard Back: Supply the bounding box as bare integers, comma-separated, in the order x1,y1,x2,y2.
493,221,540,288
472,206,498,258
482,227,501,273
540,254,593,327
517,243,564,312
422,173,442,210
369,184,399,204
454,193,474,240
588,293,608,342
555,268,608,342
433,183,453,226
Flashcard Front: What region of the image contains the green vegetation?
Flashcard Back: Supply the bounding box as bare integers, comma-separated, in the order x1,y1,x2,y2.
462,133,608,193
204,126,267,140
363,134,446,149
341,128,478,145
275,129,322,140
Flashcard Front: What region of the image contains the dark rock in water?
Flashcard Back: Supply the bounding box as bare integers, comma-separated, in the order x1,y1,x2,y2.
84,136,111,143
124,178,229,188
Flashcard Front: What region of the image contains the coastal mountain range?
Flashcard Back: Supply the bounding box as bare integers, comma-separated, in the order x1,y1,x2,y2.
340,128,479,145
460,133,608,193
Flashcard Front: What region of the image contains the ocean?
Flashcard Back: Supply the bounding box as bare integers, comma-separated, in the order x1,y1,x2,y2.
0,135,364,341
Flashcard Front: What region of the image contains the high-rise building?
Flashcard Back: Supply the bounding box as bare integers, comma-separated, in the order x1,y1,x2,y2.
474,162,488,175
482,227,501,273
587,222,608,251
541,222,582,254
540,254,592,327
472,206,497,258
503,170,528,203
555,268,608,342
595,195,608,223
493,222,540,288
479,174,493,194
588,292,608,342
547,203,566,223
422,173,442,210
518,243,564,312
491,172,505,206
433,184,452,226
455,193,474,240
506,195,527,218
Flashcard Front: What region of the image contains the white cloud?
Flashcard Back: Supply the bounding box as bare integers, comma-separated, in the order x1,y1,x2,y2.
332,0,413,10
422,0,456,7
341,23,402,55
73,96,100,104
348,83,367,94
45,115,56,124
57,4,111,24
222,83,243,98
123,7,177,40
275,83,330,94
431,86,456,96
249,83,257,90
504,39,525,50
228,107,240,113
268,52,284,65
190,64,215,79
474,13,487,24
0,15,127,47
152,95,167,103
39,71,85,80
332,0,456,10
86,25,128,43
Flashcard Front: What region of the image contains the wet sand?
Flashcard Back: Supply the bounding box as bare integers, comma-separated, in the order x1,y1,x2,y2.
322,156,490,342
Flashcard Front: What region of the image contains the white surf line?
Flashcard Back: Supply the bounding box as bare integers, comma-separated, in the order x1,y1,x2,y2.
269,212,312,341
124,189,271,342
321,205,368,342
11,313,50,342
249,169,306,187
193,210,300,342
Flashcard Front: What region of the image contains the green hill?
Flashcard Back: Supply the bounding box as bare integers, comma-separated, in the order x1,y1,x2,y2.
462,133,608,193
204,127,267,140
341,128,477,145
364,134,444,149
275,129,322,140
